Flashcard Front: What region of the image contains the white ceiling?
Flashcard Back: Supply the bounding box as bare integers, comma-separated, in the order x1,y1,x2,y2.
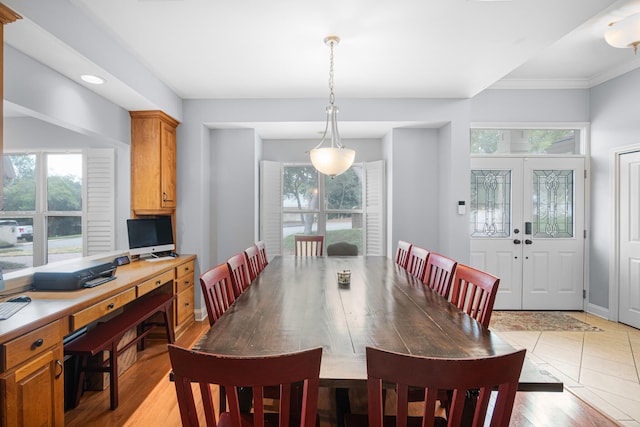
4,0,640,139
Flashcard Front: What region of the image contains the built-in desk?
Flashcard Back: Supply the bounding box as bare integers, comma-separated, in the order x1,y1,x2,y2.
0,255,196,427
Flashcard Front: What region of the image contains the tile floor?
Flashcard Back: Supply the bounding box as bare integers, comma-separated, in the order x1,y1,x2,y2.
495,312,640,426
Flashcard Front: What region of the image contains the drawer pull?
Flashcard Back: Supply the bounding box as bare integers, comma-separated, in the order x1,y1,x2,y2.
156,280,161,285
55,359,64,379
107,303,115,310
185,302,190,307
32,338,44,349
185,280,190,285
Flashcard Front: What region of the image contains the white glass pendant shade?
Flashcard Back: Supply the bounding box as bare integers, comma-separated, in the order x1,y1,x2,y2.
310,146,356,177
310,104,355,177
605,13,640,53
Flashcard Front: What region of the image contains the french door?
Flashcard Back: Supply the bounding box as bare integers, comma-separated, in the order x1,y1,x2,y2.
470,157,585,310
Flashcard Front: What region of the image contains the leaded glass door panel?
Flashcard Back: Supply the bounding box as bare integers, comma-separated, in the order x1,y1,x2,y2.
470,157,585,310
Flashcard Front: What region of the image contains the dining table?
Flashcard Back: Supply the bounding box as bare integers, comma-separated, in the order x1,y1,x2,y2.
193,255,561,392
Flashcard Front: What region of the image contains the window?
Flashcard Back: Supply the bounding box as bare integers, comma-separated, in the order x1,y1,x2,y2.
1,149,115,274
261,160,384,257
282,165,363,255
470,129,581,155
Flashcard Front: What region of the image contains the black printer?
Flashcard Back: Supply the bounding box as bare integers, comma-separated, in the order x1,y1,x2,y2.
33,259,117,291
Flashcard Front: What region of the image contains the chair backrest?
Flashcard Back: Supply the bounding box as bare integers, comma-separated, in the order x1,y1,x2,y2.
294,235,324,256
407,245,429,281
256,240,269,268
168,345,323,427
227,252,251,298
326,241,358,256
395,240,412,269
450,264,500,328
199,263,236,326
423,252,458,299
365,346,526,427
244,244,263,281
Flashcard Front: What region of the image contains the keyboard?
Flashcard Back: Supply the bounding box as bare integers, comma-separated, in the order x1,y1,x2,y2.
0,301,29,320
83,275,116,288
145,256,173,263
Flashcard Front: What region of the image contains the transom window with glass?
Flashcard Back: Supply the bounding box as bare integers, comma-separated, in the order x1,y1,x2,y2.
282,165,363,255
470,129,581,155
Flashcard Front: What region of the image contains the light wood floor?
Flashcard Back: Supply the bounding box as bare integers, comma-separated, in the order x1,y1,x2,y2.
64,319,620,427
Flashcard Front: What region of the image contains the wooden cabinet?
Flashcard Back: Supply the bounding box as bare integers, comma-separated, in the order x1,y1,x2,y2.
174,259,195,336
1,320,65,427
130,111,180,215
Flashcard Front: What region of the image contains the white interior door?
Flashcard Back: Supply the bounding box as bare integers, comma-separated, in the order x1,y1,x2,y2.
470,157,585,310
619,151,640,328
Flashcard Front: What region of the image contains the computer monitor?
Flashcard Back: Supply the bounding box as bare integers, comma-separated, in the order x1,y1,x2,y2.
126,216,175,257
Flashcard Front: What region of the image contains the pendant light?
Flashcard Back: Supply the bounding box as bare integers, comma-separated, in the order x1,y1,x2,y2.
309,35,355,177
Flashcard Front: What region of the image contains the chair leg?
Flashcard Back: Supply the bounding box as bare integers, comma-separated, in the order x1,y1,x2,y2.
72,354,88,409
109,343,119,410
162,305,175,343
335,388,351,427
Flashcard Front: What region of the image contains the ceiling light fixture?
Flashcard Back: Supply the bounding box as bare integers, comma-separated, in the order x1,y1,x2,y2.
605,13,640,54
309,35,355,178
81,74,106,85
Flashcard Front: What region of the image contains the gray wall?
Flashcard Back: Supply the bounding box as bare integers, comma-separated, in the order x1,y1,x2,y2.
590,69,640,313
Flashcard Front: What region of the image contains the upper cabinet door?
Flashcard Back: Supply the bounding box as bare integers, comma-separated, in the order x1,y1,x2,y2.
130,111,179,214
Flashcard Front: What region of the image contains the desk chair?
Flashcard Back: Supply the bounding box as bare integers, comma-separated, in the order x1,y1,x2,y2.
423,252,458,300
407,245,429,282
294,235,324,256
345,346,526,427
395,240,413,269
327,241,358,256
168,345,323,427
227,252,251,298
450,264,500,328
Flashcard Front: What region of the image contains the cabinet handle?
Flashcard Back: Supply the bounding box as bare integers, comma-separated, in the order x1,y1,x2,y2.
32,338,44,350
185,302,190,307
163,192,167,201
156,280,161,285
107,303,115,310
55,359,64,379
185,280,190,286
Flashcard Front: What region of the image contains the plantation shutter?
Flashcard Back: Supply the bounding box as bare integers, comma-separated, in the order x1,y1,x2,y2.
365,160,385,256
260,160,283,259
83,148,115,255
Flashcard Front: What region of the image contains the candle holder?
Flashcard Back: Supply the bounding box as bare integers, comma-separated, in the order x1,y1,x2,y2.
337,270,351,286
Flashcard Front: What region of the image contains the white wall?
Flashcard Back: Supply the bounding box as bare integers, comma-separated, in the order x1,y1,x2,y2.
210,128,259,263
590,67,640,313
263,138,382,163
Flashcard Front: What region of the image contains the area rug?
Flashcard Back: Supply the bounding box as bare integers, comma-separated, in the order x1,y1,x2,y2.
490,311,603,332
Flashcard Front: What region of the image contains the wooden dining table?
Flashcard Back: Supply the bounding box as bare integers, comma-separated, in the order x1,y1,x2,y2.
193,255,561,392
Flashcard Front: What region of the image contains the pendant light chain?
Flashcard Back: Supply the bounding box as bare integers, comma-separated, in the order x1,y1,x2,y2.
328,39,335,106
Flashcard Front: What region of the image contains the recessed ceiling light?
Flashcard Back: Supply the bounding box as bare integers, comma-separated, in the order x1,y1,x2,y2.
81,74,105,85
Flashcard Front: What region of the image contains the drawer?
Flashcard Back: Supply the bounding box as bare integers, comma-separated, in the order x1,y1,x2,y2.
175,285,194,326
175,271,194,294
1,319,65,372
176,260,194,279
71,288,137,330
137,269,175,297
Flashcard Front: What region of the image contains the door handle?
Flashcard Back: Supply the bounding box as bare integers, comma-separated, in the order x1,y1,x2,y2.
525,239,533,245
513,239,521,244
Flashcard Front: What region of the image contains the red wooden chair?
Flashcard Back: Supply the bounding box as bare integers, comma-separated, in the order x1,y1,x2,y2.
395,240,412,269
168,345,323,427
294,235,324,256
256,240,269,268
227,252,251,298
450,264,500,328
407,245,429,282
245,244,263,281
423,252,458,300
199,263,236,327
344,346,525,427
